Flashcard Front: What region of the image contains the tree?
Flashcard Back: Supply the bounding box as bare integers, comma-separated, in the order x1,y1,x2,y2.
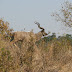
52,1,72,28
0,19,13,40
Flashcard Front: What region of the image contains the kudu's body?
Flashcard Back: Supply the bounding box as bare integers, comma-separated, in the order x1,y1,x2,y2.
10,22,49,45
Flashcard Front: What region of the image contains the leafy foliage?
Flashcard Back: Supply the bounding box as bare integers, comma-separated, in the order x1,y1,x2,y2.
0,19,13,40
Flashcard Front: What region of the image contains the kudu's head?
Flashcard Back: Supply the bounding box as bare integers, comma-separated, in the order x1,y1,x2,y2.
34,21,49,41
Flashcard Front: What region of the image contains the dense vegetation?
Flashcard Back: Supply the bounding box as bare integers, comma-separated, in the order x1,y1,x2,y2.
0,19,72,72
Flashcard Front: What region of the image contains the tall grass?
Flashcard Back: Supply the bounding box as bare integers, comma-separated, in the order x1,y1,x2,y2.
0,32,72,72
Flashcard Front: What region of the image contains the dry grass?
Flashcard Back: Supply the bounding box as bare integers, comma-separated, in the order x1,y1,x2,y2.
0,32,72,72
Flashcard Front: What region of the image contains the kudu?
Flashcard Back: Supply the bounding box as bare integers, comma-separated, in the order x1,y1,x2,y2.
10,22,49,45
